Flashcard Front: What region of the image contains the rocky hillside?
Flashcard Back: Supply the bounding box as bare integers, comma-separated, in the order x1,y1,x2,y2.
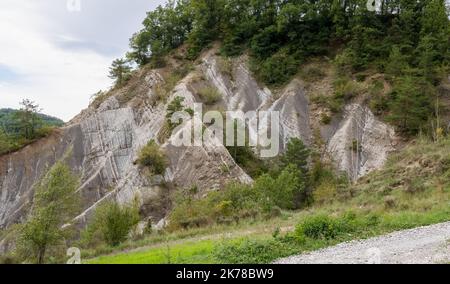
0,47,399,231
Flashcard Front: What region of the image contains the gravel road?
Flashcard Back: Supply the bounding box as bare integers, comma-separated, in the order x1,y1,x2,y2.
275,222,450,264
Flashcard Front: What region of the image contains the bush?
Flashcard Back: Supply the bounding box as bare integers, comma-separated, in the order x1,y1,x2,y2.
137,140,168,175
334,49,358,75
86,202,140,247
227,144,269,179
168,183,260,230
168,163,305,230
213,238,298,264
197,86,221,105
320,113,332,125
254,165,305,211
295,215,341,240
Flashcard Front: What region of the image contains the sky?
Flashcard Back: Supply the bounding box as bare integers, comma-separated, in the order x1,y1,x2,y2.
0,0,166,121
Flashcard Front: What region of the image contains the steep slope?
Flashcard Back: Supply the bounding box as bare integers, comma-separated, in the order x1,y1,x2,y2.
0,49,397,231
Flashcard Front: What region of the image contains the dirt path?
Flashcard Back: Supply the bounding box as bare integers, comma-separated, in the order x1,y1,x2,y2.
275,222,450,264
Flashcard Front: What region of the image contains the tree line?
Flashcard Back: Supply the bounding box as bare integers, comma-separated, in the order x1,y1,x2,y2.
0,100,63,155
106,0,450,136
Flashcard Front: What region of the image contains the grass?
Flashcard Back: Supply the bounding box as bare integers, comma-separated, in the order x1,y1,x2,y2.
197,86,222,105
86,240,215,264
85,205,450,264
84,137,450,264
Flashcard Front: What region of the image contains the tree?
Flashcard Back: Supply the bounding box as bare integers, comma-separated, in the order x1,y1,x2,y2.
127,0,193,65
387,76,434,135
0,129,12,155
109,58,132,87
187,0,225,58
254,165,306,210
385,45,411,77
17,161,80,264
14,99,42,140
279,138,312,205
280,138,310,177
87,201,140,247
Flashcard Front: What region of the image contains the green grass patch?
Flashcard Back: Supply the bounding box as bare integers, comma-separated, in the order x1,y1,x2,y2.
86,240,215,264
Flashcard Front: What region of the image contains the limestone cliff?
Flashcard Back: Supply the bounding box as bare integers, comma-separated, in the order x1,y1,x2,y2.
0,50,397,231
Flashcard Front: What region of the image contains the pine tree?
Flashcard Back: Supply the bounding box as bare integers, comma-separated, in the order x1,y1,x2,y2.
385,45,411,77
109,58,132,87
280,138,310,177
14,99,42,140
387,76,434,135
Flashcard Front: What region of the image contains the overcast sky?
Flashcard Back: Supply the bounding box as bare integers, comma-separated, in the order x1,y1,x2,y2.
0,0,166,121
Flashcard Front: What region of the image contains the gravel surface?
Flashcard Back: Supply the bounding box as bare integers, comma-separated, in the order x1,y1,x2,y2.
275,222,450,264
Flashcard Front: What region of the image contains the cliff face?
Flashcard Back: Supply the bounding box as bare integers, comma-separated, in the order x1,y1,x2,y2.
0,50,397,230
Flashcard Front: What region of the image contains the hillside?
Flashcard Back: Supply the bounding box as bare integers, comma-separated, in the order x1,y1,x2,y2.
84,137,450,264
0,0,449,264
0,108,64,132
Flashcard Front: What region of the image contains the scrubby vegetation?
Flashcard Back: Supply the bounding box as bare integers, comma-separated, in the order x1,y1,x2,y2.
82,202,140,248
168,138,311,230
137,140,168,175
5,0,450,265
118,0,450,136
85,136,449,264
197,86,221,105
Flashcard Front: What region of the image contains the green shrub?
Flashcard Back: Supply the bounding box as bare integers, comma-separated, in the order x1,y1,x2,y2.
168,183,260,231
169,162,306,230
227,143,269,179
137,140,168,175
213,238,298,264
334,49,358,75
197,86,221,105
295,215,341,240
254,165,305,211
86,202,140,247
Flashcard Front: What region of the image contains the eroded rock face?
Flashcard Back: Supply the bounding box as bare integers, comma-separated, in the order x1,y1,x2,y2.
0,51,397,232
327,104,397,181
264,79,312,148
202,52,272,112
202,53,312,150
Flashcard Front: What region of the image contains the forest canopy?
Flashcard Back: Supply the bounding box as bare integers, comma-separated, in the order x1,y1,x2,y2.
126,0,449,74
122,0,450,136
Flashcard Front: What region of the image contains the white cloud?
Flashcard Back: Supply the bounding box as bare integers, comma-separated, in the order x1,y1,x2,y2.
0,0,113,121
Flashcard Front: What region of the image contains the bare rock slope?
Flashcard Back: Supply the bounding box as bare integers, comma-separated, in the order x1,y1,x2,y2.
0,50,396,230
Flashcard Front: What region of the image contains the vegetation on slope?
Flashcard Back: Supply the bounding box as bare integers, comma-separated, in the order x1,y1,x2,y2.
0,101,64,156
109,0,450,137
84,137,449,264
3,1,450,264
